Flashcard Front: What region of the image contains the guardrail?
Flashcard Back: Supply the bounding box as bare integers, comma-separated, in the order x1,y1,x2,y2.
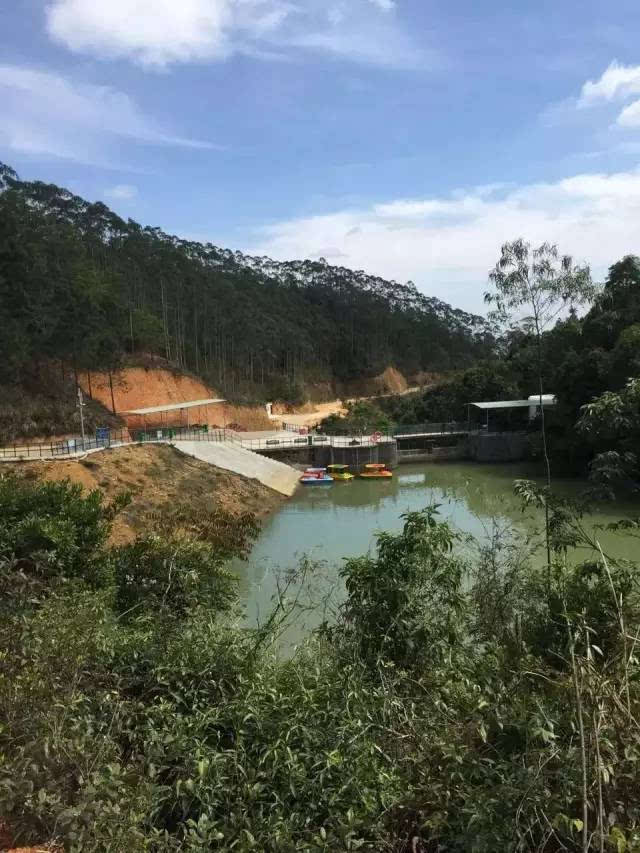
229,433,394,452
0,426,397,461
0,426,227,461
393,421,469,437
0,435,130,460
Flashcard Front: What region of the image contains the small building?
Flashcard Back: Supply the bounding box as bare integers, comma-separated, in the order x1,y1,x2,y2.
468,396,557,432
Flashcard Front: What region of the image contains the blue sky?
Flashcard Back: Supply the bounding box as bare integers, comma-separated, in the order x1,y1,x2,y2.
3,0,640,312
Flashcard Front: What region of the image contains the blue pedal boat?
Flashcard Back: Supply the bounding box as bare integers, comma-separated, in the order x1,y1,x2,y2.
300,467,333,485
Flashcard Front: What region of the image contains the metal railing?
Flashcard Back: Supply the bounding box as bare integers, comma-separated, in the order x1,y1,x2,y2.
0,425,397,461
226,433,394,452
393,421,469,437
0,426,221,460
1,420,531,462
0,432,131,460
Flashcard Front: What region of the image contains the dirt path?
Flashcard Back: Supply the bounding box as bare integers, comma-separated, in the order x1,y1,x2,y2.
271,386,424,429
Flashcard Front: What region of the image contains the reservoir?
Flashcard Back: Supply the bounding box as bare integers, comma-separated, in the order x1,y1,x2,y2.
234,462,640,645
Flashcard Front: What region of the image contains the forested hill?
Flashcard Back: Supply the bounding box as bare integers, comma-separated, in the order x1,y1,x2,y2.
0,163,493,399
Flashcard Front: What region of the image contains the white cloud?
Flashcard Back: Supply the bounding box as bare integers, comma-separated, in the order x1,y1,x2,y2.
0,64,213,164
579,61,640,106
368,0,396,10
45,0,423,69
576,61,640,135
373,195,485,220
105,183,138,199
617,99,640,127
247,168,640,312
47,0,234,65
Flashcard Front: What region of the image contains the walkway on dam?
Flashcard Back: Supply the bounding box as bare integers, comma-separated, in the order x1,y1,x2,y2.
0,423,458,462
0,422,469,496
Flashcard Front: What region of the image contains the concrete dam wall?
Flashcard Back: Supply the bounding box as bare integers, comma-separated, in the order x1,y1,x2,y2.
465,432,529,463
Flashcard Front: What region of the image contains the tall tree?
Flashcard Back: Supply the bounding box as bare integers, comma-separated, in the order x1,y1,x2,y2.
485,239,594,575
0,161,495,400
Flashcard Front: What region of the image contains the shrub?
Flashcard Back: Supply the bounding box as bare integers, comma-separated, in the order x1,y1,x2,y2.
2,477,640,851
112,535,237,618
319,401,393,435
0,474,111,590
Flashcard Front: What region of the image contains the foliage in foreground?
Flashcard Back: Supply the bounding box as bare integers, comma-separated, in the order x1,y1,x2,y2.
1,474,640,851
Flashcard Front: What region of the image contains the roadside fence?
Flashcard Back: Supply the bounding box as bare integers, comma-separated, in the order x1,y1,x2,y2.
393,421,469,437
0,424,398,461
1,420,478,462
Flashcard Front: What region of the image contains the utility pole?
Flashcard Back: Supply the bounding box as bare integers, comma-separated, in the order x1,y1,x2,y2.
77,387,86,450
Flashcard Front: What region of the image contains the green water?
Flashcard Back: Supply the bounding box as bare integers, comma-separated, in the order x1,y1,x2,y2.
233,462,640,644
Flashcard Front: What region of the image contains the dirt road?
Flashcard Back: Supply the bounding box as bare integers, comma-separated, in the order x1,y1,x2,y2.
270,386,423,429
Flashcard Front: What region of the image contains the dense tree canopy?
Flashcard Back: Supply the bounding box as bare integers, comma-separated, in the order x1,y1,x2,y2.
375,254,640,484
0,163,493,399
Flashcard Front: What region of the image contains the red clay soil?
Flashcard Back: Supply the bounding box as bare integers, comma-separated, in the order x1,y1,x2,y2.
5,443,285,546
79,366,272,431
338,366,409,399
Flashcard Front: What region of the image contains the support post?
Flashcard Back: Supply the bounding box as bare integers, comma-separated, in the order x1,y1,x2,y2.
77,387,86,451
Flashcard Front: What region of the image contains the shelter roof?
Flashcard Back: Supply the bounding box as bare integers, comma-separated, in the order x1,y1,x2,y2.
470,399,556,410
121,398,226,415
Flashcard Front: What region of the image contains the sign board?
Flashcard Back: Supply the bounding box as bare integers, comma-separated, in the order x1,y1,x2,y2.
96,427,110,444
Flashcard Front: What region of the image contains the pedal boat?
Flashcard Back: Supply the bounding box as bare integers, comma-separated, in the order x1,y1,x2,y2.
300,467,334,485
327,464,355,481
358,463,393,479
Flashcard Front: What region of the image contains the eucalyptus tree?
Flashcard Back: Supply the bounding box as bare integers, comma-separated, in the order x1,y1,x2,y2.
485,239,595,575
0,160,495,401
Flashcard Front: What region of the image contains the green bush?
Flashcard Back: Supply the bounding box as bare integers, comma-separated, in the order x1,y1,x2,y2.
319,400,393,435
112,535,237,617
340,508,465,667
0,474,110,588
1,476,640,851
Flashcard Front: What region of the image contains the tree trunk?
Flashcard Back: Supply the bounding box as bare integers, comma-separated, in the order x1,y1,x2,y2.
108,371,116,414
535,327,553,588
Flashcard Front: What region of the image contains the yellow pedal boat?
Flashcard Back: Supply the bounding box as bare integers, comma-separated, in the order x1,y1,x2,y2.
358,463,393,479
327,464,355,481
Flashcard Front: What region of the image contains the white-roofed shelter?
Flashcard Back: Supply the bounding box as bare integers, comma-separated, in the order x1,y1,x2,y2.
468,395,556,431
120,398,226,431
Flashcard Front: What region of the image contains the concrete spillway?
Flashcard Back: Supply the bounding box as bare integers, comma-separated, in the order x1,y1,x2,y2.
173,440,300,497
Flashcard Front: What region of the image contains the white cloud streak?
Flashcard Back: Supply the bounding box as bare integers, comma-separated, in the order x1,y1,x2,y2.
247,169,640,312
367,0,396,10
45,0,423,69
0,64,213,164
105,184,138,199
617,99,640,127
579,61,640,106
